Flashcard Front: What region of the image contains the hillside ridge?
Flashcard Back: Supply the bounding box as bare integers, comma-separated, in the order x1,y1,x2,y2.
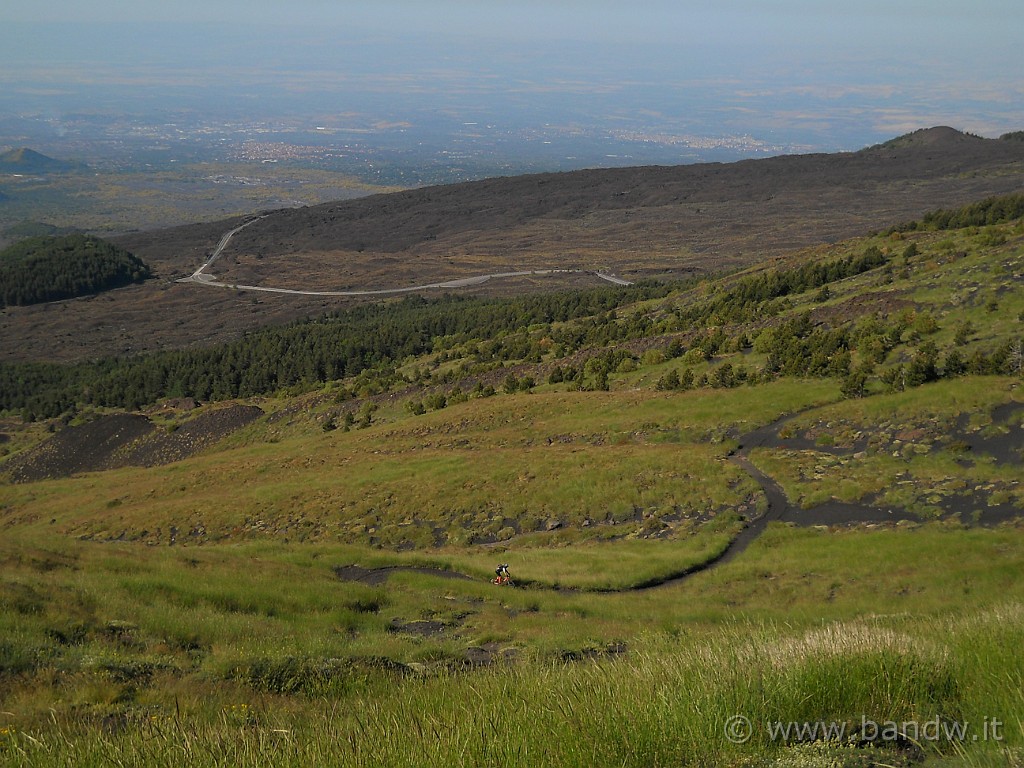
1,127,1021,364
0,147,76,173
220,127,1024,258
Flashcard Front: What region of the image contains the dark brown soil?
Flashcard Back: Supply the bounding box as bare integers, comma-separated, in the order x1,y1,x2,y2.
226,127,1024,264
3,404,263,482
2,127,1022,364
387,618,450,637
333,564,475,586
738,402,1024,527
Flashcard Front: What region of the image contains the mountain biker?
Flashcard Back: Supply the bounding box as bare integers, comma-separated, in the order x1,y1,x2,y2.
494,563,511,584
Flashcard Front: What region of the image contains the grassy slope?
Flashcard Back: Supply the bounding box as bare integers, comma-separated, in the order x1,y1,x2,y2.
0,218,1023,766
2,521,1023,766
1,380,837,549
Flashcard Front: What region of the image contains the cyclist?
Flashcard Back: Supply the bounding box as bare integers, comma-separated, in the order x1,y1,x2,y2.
494,563,511,585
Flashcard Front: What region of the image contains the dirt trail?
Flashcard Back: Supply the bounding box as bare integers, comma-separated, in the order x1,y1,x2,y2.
333,564,474,586
335,401,1022,593
334,434,808,592
718,454,790,566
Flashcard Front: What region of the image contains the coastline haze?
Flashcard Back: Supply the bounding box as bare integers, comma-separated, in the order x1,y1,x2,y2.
0,1,1022,177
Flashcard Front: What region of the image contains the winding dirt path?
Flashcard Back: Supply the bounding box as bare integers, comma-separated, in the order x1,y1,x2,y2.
334,400,1022,593
718,454,790,566
330,425,850,592
334,434,800,593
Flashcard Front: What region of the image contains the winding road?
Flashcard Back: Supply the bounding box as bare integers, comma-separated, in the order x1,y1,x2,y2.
177,217,633,295
179,215,267,285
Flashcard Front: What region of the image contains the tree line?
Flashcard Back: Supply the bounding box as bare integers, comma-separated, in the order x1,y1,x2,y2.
0,281,676,420
886,192,1024,234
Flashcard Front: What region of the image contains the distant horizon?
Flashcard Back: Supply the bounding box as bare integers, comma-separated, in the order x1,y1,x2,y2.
1,2,1022,178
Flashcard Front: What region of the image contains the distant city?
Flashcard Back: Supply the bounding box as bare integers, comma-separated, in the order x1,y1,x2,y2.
2,7,1021,231
0,108,799,189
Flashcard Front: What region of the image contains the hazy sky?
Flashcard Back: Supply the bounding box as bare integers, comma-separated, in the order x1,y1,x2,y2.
2,0,1022,148
5,0,1021,44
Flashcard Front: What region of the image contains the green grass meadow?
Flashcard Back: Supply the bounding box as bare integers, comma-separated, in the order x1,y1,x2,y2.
2,372,1022,766
1,523,1023,767
2,220,1024,766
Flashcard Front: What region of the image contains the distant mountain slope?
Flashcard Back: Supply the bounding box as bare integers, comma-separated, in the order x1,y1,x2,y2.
0,148,78,174
873,125,984,149
218,127,1024,264
4,126,1021,365
1,221,80,241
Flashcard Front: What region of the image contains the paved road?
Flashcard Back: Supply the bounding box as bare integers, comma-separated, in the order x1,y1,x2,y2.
595,273,633,286
178,216,267,285
177,219,633,295
181,268,601,297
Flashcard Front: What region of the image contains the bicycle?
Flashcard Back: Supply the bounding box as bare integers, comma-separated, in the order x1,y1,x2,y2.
492,564,514,586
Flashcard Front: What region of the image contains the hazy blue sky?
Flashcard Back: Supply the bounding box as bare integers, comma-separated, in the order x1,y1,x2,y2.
5,0,1021,47
2,0,1022,149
